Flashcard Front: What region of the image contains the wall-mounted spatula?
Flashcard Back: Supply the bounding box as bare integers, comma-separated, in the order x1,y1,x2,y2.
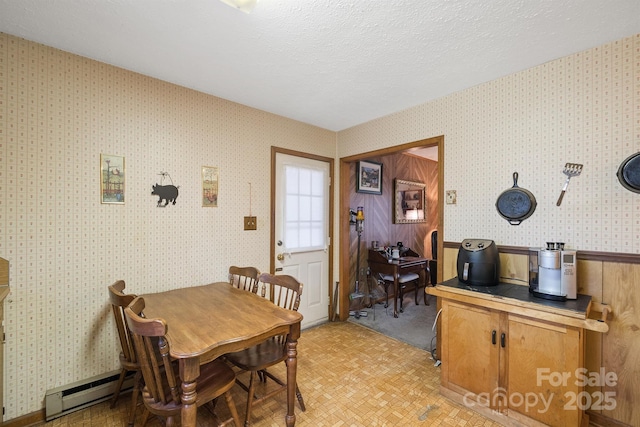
557,163,583,206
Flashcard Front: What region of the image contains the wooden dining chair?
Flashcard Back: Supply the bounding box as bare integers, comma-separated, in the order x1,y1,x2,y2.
225,273,306,426
124,296,242,427
228,266,260,293
108,280,142,427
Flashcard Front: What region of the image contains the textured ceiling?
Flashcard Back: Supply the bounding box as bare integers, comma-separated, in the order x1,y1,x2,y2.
1,0,639,131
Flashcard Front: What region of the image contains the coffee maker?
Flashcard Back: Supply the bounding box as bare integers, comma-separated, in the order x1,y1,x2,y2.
529,242,577,300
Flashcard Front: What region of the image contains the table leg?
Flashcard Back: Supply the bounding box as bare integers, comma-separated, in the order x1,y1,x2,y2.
180,358,200,427
393,275,399,317
285,324,301,427
419,268,428,305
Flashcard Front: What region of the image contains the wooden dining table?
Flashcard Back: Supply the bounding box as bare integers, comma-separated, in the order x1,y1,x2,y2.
141,282,303,427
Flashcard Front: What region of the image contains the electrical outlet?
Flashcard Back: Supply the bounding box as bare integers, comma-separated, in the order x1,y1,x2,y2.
244,216,257,230
446,190,457,205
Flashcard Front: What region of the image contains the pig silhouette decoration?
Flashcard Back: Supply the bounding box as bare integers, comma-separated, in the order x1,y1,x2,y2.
151,184,179,207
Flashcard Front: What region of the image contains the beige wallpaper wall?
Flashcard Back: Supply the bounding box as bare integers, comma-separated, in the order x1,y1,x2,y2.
2,29,640,422
0,33,336,420
338,34,640,254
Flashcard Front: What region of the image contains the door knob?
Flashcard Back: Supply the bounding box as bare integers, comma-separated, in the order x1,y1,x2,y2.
277,253,285,261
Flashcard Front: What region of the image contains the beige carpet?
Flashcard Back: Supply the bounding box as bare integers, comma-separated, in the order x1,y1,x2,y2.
348,290,439,356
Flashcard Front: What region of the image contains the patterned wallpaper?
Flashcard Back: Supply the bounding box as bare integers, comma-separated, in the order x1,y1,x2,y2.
1,29,639,422
338,33,640,254
0,33,335,420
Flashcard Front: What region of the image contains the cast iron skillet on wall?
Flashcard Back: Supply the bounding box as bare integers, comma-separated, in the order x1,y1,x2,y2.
496,172,537,225
617,152,640,194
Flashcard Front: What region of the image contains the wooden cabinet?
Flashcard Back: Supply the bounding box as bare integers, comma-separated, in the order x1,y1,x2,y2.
430,280,606,427
441,299,583,425
442,301,500,403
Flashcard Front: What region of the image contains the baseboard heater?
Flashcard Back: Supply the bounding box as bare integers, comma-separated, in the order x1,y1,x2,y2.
45,369,135,421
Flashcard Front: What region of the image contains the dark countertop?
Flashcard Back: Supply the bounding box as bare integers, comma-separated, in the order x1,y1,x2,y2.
438,277,591,315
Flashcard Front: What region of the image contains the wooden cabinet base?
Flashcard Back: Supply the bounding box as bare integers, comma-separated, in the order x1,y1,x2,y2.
428,279,609,427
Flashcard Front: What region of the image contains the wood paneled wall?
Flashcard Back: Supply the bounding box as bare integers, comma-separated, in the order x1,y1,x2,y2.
348,153,438,295
442,244,640,427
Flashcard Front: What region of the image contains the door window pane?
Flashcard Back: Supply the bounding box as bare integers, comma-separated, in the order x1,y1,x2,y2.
283,165,326,251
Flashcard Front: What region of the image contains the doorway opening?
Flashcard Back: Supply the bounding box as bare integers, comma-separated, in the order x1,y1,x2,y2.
337,136,444,321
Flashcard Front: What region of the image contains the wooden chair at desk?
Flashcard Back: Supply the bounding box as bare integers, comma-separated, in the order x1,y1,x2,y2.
376,248,428,312
225,273,306,426
108,280,143,427
228,266,260,293
124,296,242,427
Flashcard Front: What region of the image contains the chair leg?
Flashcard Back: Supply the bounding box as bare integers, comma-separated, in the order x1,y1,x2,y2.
383,282,389,308
127,371,142,427
223,390,242,427
110,368,127,408
295,383,306,411
140,408,151,427
244,370,259,427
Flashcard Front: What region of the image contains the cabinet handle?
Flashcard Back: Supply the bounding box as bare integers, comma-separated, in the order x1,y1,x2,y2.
501,332,506,348
492,330,496,345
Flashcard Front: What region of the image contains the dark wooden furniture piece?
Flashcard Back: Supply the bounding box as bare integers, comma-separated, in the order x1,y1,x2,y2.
226,274,306,426
228,266,260,293
125,296,241,427
367,249,427,317
428,230,437,286
139,282,303,427
0,257,10,421
108,280,142,427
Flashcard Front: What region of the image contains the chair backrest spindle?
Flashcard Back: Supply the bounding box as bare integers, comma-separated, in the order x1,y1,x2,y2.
229,266,260,293
258,273,303,311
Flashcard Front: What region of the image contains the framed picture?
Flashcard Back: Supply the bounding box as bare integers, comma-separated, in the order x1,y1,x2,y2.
394,179,427,224
356,160,383,195
202,166,219,207
100,154,125,204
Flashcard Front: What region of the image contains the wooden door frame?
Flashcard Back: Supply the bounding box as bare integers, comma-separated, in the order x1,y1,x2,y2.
338,135,444,321
270,146,335,314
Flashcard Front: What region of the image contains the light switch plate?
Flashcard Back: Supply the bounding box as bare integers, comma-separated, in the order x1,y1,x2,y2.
244,216,257,230
446,190,457,205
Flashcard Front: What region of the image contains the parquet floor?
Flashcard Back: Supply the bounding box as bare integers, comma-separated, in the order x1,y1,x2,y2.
41,321,500,427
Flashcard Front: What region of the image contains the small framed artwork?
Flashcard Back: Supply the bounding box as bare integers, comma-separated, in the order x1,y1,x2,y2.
356,160,383,195
202,166,219,207
100,154,125,204
394,179,427,224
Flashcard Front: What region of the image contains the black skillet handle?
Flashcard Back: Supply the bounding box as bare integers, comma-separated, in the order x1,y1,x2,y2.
512,172,519,187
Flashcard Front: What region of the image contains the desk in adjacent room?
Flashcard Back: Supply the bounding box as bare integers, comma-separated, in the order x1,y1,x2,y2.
367,249,427,317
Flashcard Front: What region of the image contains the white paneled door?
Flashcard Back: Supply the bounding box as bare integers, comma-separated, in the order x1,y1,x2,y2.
274,152,330,328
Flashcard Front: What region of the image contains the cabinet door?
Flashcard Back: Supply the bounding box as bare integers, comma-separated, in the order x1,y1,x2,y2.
507,314,583,427
442,300,500,407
